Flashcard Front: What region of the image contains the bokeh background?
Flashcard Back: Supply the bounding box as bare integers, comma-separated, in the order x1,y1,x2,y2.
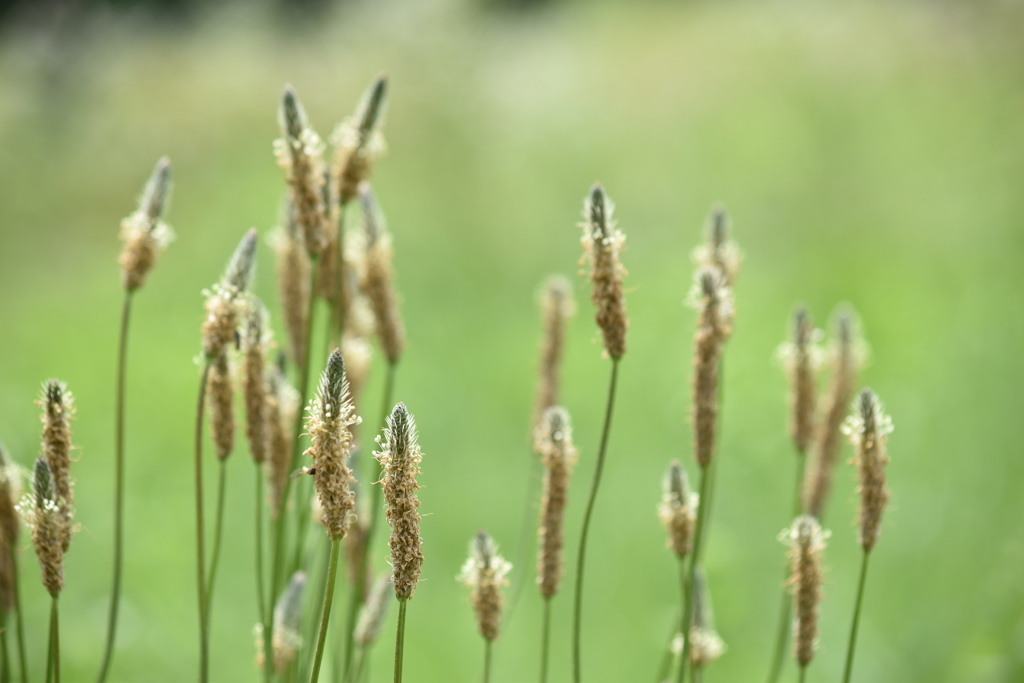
1,0,1023,681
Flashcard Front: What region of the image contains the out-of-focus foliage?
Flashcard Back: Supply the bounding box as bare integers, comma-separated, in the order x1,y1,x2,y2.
1,1,1023,681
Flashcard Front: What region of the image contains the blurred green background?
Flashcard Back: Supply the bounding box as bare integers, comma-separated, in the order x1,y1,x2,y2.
1,0,1023,681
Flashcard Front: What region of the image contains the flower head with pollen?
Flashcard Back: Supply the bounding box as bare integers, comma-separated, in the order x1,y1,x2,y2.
304,349,360,541
659,459,698,558
332,75,389,205
459,531,512,641
580,182,628,359
375,402,424,601
360,186,405,364
689,266,733,469
275,86,328,257
787,515,826,667
202,229,258,359
533,276,575,451
0,444,22,612
777,306,823,455
536,406,577,599
689,568,725,667
119,156,174,291
38,379,74,551
691,205,741,288
843,388,892,551
19,458,68,597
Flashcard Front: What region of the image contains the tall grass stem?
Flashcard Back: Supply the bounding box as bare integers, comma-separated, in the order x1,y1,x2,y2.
483,638,493,683
12,550,27,683
540,597,552,683
571,357,621,683
194,360,213,683
393,598,408,683
842,550,872,683
309,539,342,683
255,466,267,627
204,460,228,617
97,291,132,683
49,596,60,683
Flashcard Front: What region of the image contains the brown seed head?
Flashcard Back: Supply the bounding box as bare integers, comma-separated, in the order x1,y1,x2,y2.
265,357,299,519
38,379,75,551
658,459,697,558
119,156,174,291
459,531,512,641
344,516,372,598
305,350,360,541
354,572,394,646
202,229,258,358
0,444,21,611
271,200,312,369
689,266,733,469
21,459,65,597
803,307,865,518
692,205,741,288
843,388,892,551
580,182,628,359
243,300,269,464
360,187,405,363
787,514,825,667
536,406,577,599
275,86,328,256
332,75,389,205
208,352,235,460
688,568,725,667
532,276,575,451
375,402,423,600
781,306,821,455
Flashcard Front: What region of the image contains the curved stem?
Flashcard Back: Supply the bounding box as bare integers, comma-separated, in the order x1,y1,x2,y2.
194,360,213,683
540,597,551,683
343,360,397,678
309,539,342,683
483,638,493,683
97,291,132,683
678,466,711,683
267,255,320,683
255,465,267,628
571,358,621,683
766,451,807,683
842,550,872,683
393,598,408,683
507,448,542,628
12,550,27,683
204,459,228,622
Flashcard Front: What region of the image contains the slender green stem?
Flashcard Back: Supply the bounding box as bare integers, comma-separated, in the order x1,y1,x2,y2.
12,549,28,683
301,537,331,683
766,451,807,683
97,291,132,683
507,448,542,628
267,256,320,683
255,466,267,628
309,539,342,683
351,646,367,683
2,609,11,683
655,612,678,683
204,459,228,621
393,598,408,683
194,360,213,683
798,664,807,683
540,597,552,683
691,664,702,683
49,596,59,683
483,638,493,683
45,604,53,683
343,360,397,679
571,358,621,683
678,466,711,683
842,550,872,683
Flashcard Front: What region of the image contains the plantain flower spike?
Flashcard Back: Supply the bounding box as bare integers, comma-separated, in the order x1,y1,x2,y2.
271,198,312,370
354,572,394,646
275,85,328,257
536,406,577,599
532,276,575,451
332,75,389,206
202,228,258,359
690,267,734,469
265,356,299,519
0,444,21,612
256,570,307,674
38,379,74,550
119,156,174,291
788,515,826,668
360,186,405,364
803,307,865,518
658,459,697,558
304,349,360,541
242,300,270,464
375,402,424,601
20,458,66,597
207,352,235,460
580,182,628,360
692,205,741,288
779,306,822,456
459,530,512,642
843,388,892,551
688,568,725,667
